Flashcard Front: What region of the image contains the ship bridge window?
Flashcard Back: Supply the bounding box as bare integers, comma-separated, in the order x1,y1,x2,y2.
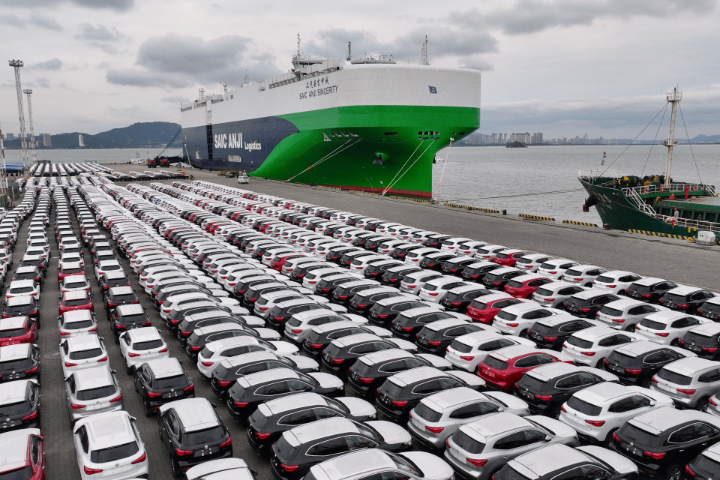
384,132,398,136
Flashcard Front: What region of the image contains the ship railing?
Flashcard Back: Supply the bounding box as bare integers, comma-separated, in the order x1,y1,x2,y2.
578,169,623,180
623,183,716,196
624,188,656,216
652,214,720,233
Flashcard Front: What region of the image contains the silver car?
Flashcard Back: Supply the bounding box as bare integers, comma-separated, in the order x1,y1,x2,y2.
65,365,123,422
443,412,578,480
308,449,455,480
650,356,720,410
408,387,529,448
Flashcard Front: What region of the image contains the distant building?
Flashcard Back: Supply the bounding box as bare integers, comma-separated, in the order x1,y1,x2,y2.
41,133,52,147
5,133,14,141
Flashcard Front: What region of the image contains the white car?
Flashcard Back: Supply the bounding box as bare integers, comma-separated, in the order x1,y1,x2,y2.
349,254,391,275
73,411,148,480
562,265,607,288
562,326,642,367
419,276,468,304
514,253,554,273
196,336,298,378
593,270,644,294
58,310,98,337
536,258,580,280
634,310,708,345
186,458,255,480
558,382,673,444
60,275,92,293
399,271,443,294
456,241,488,257
60,251,84,267
61,334,109,377
531,281,586,308
284,310,363,343
492,303,564,337
404,247,438,265
440,237,472,254
119,327,169,373
473,244,508,260
302,267,347,290
595,298,666,331
445,331,536,372
6,280,40,299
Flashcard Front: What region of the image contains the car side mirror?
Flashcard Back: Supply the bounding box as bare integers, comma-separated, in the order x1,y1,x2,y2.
545,435,552,442
649,400,656,406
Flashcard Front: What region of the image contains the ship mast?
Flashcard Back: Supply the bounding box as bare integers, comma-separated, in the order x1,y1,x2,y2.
662,87,682,186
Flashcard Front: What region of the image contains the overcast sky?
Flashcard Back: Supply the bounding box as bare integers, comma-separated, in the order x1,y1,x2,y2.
1,0,719,139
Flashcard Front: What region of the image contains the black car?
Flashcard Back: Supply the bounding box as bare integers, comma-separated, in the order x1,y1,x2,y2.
338,252,374,269
270,417,410,480
324,246,358,263
134,358,194,416
381,265,422,286
697,298,720,322
110,304,151,342
103,286,139,314
461,262,502,282
440,285,492,312
0,379,40,430
390,307,462,340
415,319,485,355
564,291,620,318
158,398,231,477
364,236,393,252
243,282,290,308
603,342,691,387
3,296,39,323
321,333,415,377
364,260,403,280
367,297,429,327
210,351,319,398
610,407,720,480
248,392,375,454
234,275,278,297
266,299,330,331
678,324,720,359
441,257,478,277
12,266,43,289
154,283,212,307
481,268,525,290
330,280,380,306
348,288,403,315
177,311,253,344
226,368,344,423
363,219,384,231
0,344,39,384
375,366,483,422
527,316,597,350
686,444,720,480
185,324,266,361
389,244,423,261
659,287,716,314
422,234,451,248
99,271,131,290
347,349,450,399
624,277,676,303
419,253,455,271
314,274,360,297
514,363,616,418
302,322,379,357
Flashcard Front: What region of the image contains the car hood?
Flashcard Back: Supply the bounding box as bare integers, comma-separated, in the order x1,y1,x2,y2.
417,354,452,370
240,316,265,327
254,328,282,340
387,338,417,352
366,421,411,446
228,305,250,315
308,372,344,390
336,396,376,419
527,415,578,441
291,356,320,372
577,446,638,475
269,341,299,356
484,391,530,415
364,325,393,338
400,452,454,480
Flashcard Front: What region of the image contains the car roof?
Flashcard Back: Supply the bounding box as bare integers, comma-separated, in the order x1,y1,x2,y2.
455,331,505,346
293,310,340,321
688,323,720,336
220,350,277,368
633,277,666,286
311,449,396,480
645,310,701,323
489,345,539,361
663,357,717,377
82,411,136,450
390,366,444,387
9,280,35,288
331,333,379,347
207,336,259,351
263,392,326,416
0,344,32,361
67,334,102,351
462,412,529,440
285,417,357,445
536,314,584,328
0,379,33,405
527,363,614,382
240,367,298,387
63,310,93,322
424,387,485,411
64,290,89,300
0,428,39,472
424,318,468,331
668,285,703,295
116,304,144,316
511,444,587,479
630,407,720,434
7,296,34,306
503,302,548,314
375,295,417,307
146,358,184,378
127,327,162,342
540,281,577,291
163,398,218,432
615,341,665,356
359,348,413,366
74,366,114,391
0,316,27,330
104,270,127,279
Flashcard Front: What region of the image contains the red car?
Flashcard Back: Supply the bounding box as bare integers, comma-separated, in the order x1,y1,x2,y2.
476,345,573,391
0,428,45,480
504,274,553,299
492,250,529,267
59,290,95,315
466,293,524,324
271,253,307,272
0,316,37,346
57,261,84,282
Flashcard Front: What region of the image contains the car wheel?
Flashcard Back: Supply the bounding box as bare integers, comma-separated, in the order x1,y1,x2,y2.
666,464,682,480
171,459,182,478
697,397,710,412
625,324,635,332
125,361,133,375
605,429,618,446
639,376,652,388
552,406,562,419
596,358,605,368
670,339,679,347
519,330,528,338
144,401,153,417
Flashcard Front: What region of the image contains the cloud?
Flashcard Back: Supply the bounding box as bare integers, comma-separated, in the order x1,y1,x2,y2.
34,78,51,88
106,33,279,88
32,58,63,71
161,96,190,104
75,23,126,54
1,0,134,11
0,13,63,31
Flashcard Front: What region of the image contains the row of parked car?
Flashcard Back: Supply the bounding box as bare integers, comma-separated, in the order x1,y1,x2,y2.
115,177,720,480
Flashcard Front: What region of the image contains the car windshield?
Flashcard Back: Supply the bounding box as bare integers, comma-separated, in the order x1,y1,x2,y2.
449,340,472,353
535,287,553,297
599,306,623,317
6,305,35,315
567,396,602,416
274,436,299,460
64,297,89,306
154,374,188,389
413,402,442,422
91,441,139,463
65,320,93,330
683,331,716,346
495,466,531,480
0,328,26,338
496,311,517,321
69,348,103,360
656,368,692,385
134,339,164,351
77,385,116,401
483,356,508,370
664,293,688,304
639,319,666,331
120,314,146,325
184,425,225,445
0,400,30,416
0,358,33,372
452,430,485,454
696,455,720,477
0,466,33,480
566,336,593,349
621,423,662,448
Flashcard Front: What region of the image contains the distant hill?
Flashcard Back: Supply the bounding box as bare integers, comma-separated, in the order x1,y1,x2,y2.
688,134,720,143
3,121,182,149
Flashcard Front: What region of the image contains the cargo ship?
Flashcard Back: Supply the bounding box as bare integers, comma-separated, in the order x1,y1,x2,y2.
180,37,481,197
579,88,720,238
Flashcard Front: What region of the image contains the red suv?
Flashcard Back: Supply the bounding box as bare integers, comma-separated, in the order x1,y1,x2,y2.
504,274,553,299
476,345,573,391
270,253,307,272
0,316,37,346
0,428,45,479
59,291,95,315
466,294,524,324
491,250,529,267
